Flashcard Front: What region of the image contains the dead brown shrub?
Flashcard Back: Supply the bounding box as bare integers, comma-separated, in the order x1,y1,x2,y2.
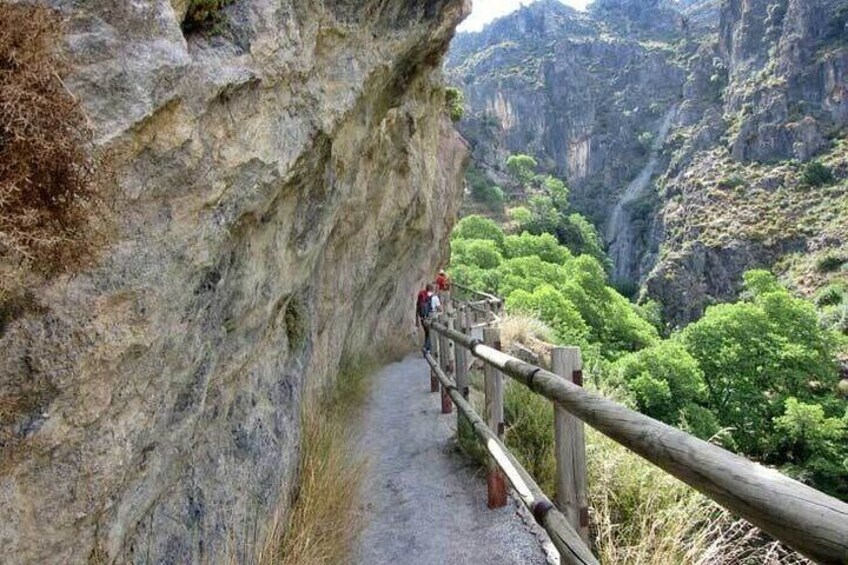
0,3,99,288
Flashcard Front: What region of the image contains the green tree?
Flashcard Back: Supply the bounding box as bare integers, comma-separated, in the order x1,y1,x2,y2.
506,285,590,345
508,206,532,226
452,215,505,249
612,342,709,432
451,239,503,270
506,154,538,185
504,232,572,265
774,398,848,496
680,271,839,455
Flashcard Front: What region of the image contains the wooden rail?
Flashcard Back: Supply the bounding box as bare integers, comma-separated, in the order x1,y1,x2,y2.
426,317,848,565
424,351,598,565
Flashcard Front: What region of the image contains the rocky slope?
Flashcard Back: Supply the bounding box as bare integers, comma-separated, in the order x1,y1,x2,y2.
447,0,847,326
0,1,468,563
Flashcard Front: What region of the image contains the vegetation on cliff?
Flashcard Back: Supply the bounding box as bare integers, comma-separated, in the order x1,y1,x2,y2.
0,4,101,308
450,209,846,560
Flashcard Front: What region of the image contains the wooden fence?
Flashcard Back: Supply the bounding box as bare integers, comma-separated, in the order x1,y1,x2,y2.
424,293,848,565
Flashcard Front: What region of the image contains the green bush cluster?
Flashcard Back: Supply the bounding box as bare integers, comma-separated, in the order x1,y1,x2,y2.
444,87,464,123
816,252,845,273
450,215,657,357
451,213,848,497
465,166,504,211
801,160,835,187
613,270,847,495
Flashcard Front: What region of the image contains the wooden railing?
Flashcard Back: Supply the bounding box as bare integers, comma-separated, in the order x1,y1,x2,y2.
424,293,848,565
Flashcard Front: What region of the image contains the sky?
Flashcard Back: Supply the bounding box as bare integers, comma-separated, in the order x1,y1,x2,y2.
458,0,592,32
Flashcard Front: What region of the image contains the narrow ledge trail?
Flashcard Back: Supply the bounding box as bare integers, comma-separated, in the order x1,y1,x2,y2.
355,355,553,565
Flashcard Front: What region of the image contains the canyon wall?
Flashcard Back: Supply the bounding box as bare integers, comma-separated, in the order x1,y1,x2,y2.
448,0,847,325
0,0,468,562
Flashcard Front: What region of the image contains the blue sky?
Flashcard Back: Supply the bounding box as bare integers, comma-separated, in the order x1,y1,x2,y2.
458,0,592,32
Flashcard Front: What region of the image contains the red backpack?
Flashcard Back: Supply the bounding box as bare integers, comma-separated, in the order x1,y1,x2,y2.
417,289,432,318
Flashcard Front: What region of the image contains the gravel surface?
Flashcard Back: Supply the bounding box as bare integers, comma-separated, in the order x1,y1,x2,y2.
354,355,551,565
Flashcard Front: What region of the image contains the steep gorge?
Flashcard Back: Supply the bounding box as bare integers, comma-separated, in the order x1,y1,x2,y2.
448,0,848,326
0,1,468,563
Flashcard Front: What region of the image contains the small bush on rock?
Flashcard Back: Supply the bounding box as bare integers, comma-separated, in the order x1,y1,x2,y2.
0,4,99,288
445,87,464,122
801,160,835,187
816,252,845,273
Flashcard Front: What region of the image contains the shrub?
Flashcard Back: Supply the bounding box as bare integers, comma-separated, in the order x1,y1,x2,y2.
451,215,505,248
504,232,571,265
444,87,464,122
815,284,845,308
611,341,708,430
499,314,555,348
505,285,590,345
801,160,835,187
451,238,503,270
637,131,655,152
505,154,538,185
0,4,99,282
508,206,532,226
681,273,839,456
717,174,746,190
816,252,845,273
183,0,233,34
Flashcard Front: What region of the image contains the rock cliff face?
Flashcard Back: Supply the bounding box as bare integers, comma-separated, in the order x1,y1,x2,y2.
448,0,847,325
0,1,468,563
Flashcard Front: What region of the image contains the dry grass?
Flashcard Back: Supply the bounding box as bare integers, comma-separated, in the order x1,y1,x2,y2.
588,430,811,564
0,4,99,270
259,335,413,565
259,360,369,565
501,377,811,564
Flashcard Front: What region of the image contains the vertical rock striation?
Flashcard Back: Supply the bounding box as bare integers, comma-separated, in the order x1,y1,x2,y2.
0,0,469,563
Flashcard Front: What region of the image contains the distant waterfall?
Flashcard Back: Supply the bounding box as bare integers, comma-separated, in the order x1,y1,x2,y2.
605,105,678,283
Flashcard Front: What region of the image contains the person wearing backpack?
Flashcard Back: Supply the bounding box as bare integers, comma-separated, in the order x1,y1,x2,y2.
416,283,441,353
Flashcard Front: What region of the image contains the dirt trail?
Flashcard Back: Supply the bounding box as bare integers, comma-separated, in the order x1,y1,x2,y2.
354,355,552,565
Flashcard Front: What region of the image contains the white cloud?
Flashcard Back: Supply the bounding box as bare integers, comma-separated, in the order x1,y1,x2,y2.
458,0,592,32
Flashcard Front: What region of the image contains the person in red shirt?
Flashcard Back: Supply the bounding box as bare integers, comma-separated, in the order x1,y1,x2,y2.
435,269,450,292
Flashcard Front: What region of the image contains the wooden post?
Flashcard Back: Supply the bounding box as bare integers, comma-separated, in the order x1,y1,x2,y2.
440,314,454,414
483,326,506,508
430,321,439,393
552,347,589,543
454,306,469,399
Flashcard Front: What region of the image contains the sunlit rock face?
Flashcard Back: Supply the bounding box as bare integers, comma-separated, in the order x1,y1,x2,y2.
0,1,469,562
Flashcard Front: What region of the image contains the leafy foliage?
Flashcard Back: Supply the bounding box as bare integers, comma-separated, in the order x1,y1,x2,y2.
504,232,571,264
444,87,465,122
801,160,835,187
450,238,503,270
465,166,504,210
612,342,713,436
680,271,840,459
506,153,538,185
451,215,505,248
451,217,656,359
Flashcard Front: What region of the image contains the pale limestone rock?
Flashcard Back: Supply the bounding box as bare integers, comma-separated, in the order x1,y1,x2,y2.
0,0,470,563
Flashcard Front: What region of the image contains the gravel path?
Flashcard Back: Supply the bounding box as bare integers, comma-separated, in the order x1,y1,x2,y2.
354,355,551,565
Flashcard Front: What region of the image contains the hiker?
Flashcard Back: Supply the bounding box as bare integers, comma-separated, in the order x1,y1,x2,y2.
435,269,451,292
416,283,441,353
